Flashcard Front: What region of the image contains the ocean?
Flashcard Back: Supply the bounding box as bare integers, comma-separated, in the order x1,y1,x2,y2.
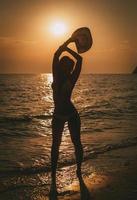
0,74,137,197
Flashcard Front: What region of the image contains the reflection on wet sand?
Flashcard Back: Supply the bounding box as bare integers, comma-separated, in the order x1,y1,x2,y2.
49,169,95,200
79,176,93,200
49,176,93,200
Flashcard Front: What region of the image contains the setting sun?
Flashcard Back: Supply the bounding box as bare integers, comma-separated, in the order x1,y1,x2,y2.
49,21,67,36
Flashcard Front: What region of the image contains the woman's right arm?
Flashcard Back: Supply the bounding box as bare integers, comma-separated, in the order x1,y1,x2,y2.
65,47,82,85
52,39,72,81
52,46,63,81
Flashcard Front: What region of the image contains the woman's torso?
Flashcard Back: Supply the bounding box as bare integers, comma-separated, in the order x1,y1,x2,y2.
52,79,76,115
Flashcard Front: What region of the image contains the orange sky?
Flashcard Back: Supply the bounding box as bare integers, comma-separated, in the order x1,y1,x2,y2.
0,0,137,74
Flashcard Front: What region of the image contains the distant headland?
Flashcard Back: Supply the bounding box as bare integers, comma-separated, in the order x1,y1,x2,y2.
133,66,137,74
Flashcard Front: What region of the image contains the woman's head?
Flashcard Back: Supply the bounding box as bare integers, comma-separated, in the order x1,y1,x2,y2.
59,56,75,77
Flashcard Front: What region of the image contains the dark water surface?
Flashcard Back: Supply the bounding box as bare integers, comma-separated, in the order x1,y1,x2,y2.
0,74,137,174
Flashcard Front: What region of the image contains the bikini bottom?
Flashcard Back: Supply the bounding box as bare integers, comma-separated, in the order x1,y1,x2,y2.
53,111,78,122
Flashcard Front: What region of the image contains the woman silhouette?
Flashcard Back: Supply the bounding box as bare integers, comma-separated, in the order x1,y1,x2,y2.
50,37,83,196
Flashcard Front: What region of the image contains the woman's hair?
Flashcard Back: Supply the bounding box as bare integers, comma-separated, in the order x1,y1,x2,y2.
59,56,75,76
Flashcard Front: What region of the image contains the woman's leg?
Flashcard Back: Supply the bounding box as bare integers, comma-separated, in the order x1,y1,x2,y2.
68,112,83,178
51,116,65,186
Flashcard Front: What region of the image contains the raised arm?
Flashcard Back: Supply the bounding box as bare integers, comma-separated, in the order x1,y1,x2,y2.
52,39,72,81
52,46,63,81
65,47,82,84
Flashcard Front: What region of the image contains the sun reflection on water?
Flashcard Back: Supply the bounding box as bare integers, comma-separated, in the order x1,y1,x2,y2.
41,73,53,86
40,73,53,103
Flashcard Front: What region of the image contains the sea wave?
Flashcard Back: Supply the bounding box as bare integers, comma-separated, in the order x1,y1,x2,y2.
1,104,137,124
1,136,137,177
0,114,52,123
80,107,137,119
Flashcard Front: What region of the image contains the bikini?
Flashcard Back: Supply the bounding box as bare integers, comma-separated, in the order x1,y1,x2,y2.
52,80,77,121
53,111,77,122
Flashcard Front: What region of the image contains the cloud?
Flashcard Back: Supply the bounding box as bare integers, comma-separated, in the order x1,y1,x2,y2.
0,37,38,47
0,36,51,73
93,39,137,55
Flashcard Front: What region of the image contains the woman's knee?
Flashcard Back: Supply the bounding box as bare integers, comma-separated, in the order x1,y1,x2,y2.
52,138,61,149
72,139,82,149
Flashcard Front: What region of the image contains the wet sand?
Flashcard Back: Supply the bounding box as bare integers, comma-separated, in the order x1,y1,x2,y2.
56,145,137,200
1,145,137,200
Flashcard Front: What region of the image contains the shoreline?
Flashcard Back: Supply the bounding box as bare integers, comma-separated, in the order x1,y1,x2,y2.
1,145,137,200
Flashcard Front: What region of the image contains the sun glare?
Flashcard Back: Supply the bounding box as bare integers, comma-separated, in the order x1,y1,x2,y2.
50,21,67,36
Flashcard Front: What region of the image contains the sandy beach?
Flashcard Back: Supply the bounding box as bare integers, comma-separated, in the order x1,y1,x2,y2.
56,145,137,200
1,144,137,200
66,145,137,200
